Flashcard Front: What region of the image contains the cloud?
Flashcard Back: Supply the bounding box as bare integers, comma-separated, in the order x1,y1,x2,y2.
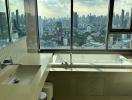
38,0,132,17
75,0,108,6
114,0,132,14
38,0,70,18
0,0,6,12
74,0,109,16
9,0,24,14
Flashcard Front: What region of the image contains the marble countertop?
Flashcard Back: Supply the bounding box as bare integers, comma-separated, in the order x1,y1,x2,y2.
0,53,53,100
18,53,53,100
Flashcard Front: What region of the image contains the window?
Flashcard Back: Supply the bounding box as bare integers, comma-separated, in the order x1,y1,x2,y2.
0,0,9,47
38,0,71,49
9,0,26,42
109,34,132,49
108,0,132,50
73,0,109,49
38,0,132,51
112,0,132,29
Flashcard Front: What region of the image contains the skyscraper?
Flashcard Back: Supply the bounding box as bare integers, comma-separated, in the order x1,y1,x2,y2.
73,12,78,29
16,9,19,28
0,12,7,35
38,16,43,37
55,21,63,45
121,9,125,28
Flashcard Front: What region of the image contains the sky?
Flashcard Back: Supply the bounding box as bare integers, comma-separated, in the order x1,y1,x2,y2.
38,0,132,18
114,0,132,15
0,0,24,14
0,0,132,18
0,0,6,12
37,0,109,18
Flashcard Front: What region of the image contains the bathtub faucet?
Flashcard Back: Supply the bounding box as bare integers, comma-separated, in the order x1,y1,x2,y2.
62,61,69,65
70,53,72,65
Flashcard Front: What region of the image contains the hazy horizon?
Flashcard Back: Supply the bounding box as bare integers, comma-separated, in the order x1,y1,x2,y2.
37,0,132,18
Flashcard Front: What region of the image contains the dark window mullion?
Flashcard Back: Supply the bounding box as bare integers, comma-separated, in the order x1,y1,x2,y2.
71,0,73,50
35,0,40,52
109,0,132,33
130,8,132,31
106,0,114,50
5,0,12,42
108,0,114,32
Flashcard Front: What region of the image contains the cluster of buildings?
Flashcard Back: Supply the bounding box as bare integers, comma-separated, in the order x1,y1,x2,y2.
0,9,26,47
0,12,9,47
10,10,26,41
0,7,131,49
39,9,132,49
110,9,132,49
39,16,71,48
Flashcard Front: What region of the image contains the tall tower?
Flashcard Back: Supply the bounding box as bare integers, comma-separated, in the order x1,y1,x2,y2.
0,12,7,35
73,12,78,29
121,9,125,28
55,21,63,45
16,9,19,29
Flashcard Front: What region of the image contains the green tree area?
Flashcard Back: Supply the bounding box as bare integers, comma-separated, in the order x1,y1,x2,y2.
0,30,9,39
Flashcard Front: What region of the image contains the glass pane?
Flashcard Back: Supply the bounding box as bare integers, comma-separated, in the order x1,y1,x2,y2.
73,0,109,49
38,0,71,49
9,0,26,42
112,0,132,29
0,0,9,48
109,34,132,49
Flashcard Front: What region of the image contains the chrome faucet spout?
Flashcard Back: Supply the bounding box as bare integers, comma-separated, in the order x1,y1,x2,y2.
70,53,72,65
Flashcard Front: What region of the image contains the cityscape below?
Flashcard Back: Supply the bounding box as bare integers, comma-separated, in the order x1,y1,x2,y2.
0,9,26,47
39,9,132,49
0,8,132,49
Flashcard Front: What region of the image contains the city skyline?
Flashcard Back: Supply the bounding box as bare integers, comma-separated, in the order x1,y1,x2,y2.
38,8,131,49
0,0,132,49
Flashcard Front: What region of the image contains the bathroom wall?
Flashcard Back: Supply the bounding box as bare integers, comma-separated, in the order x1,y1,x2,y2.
0,37,27,63
47,71,132,100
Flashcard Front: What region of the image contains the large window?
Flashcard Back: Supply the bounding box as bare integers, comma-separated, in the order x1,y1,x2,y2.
73,0,109,49
38,0,132,51
108,0,132,49
38,0,71,49
0,0,9,47
9,0,26,42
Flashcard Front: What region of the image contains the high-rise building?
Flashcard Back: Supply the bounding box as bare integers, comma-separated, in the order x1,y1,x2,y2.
0,12,7,35
121,9,125,28
55,21,62,33
55,21,63,45
73,12,78,29
16,9,19,29
38,16,43,37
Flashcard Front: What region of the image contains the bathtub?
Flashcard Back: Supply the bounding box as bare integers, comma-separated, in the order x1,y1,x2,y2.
51,54,132,72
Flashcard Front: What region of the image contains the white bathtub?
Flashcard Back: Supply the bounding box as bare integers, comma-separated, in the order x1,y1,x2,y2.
51,54,132,72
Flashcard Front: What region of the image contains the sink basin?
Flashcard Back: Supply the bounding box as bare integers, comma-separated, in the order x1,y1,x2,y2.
0,65,41,100
1,65,41,85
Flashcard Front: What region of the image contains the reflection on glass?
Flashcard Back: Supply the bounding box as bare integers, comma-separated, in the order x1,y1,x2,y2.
112,0,132,29
9,0,26,42
73,0,109,49
38,0,71,49
0,0,9,47
109,34,132,49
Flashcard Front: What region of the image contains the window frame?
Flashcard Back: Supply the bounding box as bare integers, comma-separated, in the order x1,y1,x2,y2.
37,0,132,53
5,0,12,42
0,0,27,45
108,0,132,33
0,0,11,44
